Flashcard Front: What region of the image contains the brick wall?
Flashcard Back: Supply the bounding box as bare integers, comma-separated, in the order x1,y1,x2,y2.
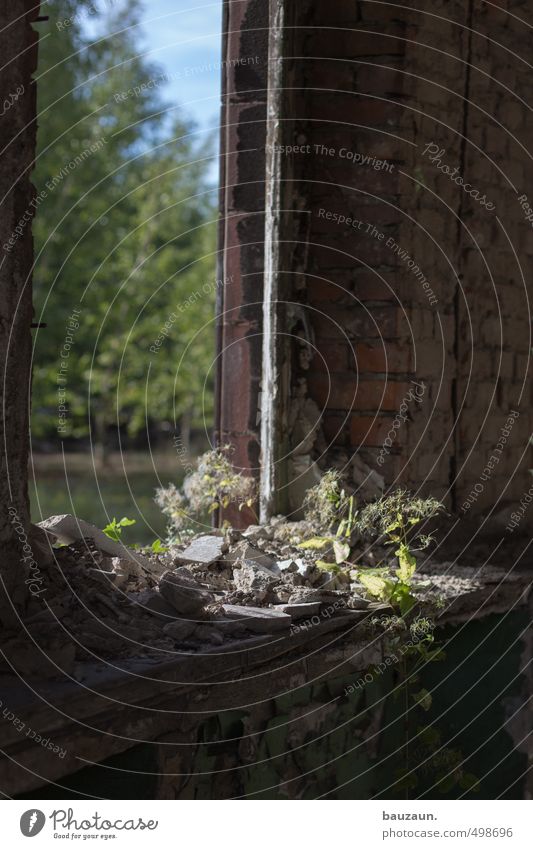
216,0,270,524
263,0,533,518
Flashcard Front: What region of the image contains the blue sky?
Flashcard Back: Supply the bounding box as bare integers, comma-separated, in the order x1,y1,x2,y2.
134,0,223,132
82,0,223,132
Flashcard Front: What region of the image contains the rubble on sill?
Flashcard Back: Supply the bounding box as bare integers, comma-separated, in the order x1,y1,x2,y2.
2,513,529,682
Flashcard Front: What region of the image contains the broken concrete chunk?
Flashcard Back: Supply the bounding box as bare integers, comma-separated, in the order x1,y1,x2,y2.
163,619,198,641
127,590,178,620
28,523,56,567
186,562,233,591
275,601,321,619
221,604,291,633
242,524,273,540
159,567,215,615
287,587,347,606
233,560,279,600
86,567,119,587
346,595,373,610
173,535,228,566
38,514,151,567
193,625,224,644
111,556,144,581
277,559,298,573
224,541,278,572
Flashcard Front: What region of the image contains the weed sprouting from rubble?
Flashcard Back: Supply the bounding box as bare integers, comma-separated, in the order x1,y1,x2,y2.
302,470,350,532
155,445,258,539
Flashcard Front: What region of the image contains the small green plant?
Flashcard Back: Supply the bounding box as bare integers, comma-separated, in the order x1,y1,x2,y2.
150,538,168,554
355,494,476,797
154,483,189,539
102,516,136,542
355,490,443,616
185,445,257,515
155,445,258,540
298,470,358,568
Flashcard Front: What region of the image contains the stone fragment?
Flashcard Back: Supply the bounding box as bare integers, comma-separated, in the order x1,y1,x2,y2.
173,535,228,566
128,589,177,619
347,595,372,610
277,559,299,573
287,587,347,606
242,524,273,540
38,514,151,567
28,523,56,567
275,602,321,619
111,556,144,583
224,541,278,572
193,625,224,644
210,618,247,637
159,568,215,615
221,604,291,633
273,588,292,603
186,563,233,591
163,619,198,641
86,567,119,586
233,560,279,600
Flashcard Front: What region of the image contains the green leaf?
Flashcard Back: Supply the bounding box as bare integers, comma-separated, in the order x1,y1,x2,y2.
412,688,432,711
392,584,416,616
298,537,331,550
395,542,417,582
102,518,120,541
459,773,479,792
151,539,168,554
118,517,136,527
358,570,394,601
316,560,341,574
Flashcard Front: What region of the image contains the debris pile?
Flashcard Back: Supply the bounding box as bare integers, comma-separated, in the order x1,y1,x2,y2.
1,514,382,679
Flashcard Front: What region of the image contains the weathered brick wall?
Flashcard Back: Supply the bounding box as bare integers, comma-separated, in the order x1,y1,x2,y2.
274,0,533,518
452,0,533,515
216,0,270,523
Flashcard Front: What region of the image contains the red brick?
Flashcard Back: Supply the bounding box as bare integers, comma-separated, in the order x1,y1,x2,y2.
308,373,410,411
353,342,411,373
350,415,405,447
307,277,348,302
306,28,406,59
309,92,394,126
323,413,351,446
313,305,401,339
312,342,350,371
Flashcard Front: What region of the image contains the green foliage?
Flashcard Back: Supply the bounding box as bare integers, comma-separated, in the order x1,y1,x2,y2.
185,446,257,515
355,493,476,798
299,471,357,566
32,0,217,444
102,515,136,542
300,481,464,796
355,490,443,616
394,723,479,797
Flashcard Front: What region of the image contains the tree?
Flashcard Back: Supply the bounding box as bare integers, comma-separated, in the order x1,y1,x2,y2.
32,0,217,451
